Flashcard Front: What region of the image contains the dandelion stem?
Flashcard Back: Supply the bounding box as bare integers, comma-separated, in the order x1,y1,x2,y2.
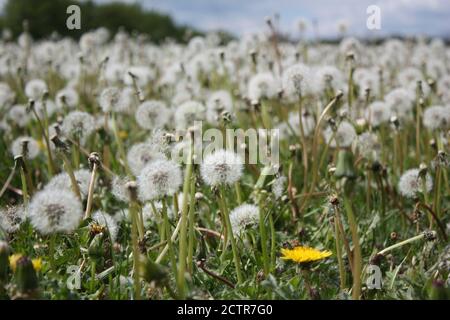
187,174,197,274
219,185,243,284
84,153,100,220
377,232,432,256
343,193,361,300
258,192,270,276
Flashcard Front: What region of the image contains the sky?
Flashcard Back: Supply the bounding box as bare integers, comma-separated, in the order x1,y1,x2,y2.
90,0,450,38
1,0,449,38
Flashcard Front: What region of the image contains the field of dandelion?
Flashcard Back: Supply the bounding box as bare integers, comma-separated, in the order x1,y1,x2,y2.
0,20,449,300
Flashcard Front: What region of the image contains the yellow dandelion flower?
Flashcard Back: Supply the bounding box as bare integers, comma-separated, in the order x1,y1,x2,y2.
281,246,332,264
9,253,22,271
32,258,42,272
9,254,43,272
119,130,128,139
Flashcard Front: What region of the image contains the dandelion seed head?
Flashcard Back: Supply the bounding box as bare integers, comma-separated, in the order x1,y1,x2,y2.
366,101,390,127
25,79,47,100
45,169,92,199
56,87,79,109
11,136,40,159
137,159,182,201
8,104,30,128
357,132,381,160
282,64,312,97
174,100,205,130
229,203,259,236
135,100,170,130
28,189,83,234
127,142,167,175
323,121,356,148
385,88,414,119
0,205,26,233
206,90,233,124
61,111,96,143
248,72,278,101
200,149,243,186
398,168,433,199
423,105,449,130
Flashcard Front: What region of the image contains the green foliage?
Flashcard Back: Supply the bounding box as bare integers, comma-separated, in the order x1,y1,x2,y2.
0,0,197,42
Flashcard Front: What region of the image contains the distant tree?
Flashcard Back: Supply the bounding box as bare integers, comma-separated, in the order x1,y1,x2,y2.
0,0,200,42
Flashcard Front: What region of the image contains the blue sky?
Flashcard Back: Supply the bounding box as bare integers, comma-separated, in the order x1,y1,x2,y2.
92,0,450,38
3,0,450,38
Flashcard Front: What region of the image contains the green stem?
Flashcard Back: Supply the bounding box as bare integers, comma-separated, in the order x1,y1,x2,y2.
177,138,194,298
187,175,196,274
219,186,243,284
258,193,270,275
343,194,361,300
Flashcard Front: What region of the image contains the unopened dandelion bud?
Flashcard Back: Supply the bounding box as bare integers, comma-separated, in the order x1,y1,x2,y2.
142,258,167,286
88,232,105,260
14,256,38,295
428,280,449,300
335,149,356,179
125,181,138,202
0,241,10,282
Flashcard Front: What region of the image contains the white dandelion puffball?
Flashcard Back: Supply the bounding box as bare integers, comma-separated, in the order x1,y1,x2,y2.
111,175,134,202
127,142,167,175
45,169,92,199
230,204,259,236
0,205,26,233
28,189,83,234
34,99,58,118
357,132,381,160
25,79,47,100
0,82,15,109
206,90,233,124
366,101,391,127
272,176,287,199
282,64,312,97
423,106,449,131
9,104,30,128
200,149,243,186
61,111,96,143
135,100,170,130
323,121,357,148
248,72,278,101
286,112,315,137
174,100,205,130
398,169,433,199
142,199,177,227
56,87,79,109
98,87,123,113
138,159,182,201
385,88,414,119
92,211,119,241
314,65,345,93
11,136,40,159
